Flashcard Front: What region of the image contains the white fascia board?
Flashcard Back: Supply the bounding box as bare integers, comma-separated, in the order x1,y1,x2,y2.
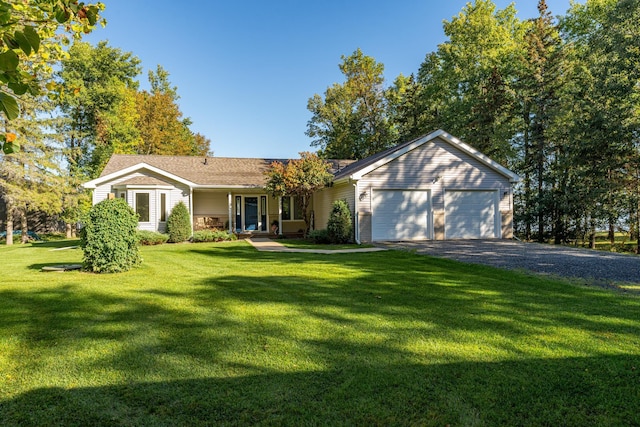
83,163,196,189
191,184,265,190
113,184,175,190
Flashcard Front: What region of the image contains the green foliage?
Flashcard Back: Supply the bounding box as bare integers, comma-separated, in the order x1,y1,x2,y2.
307,229,331,244
264,152,333,234
0,0,105,153
166,201,192,243
137,230,169,246
191,230,237,243
57,41,142,178
327,199,353,244
306,48,395,160
80,198,141,273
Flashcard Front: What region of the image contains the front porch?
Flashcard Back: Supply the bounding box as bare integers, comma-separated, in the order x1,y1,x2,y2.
192,190,307,236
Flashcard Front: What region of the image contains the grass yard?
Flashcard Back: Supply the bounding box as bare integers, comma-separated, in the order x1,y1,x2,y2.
276,238,374,250
1,240,639,426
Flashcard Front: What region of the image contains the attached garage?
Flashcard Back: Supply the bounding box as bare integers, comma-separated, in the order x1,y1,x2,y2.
444,190,498,239
372,190,430,241
320,130,519,242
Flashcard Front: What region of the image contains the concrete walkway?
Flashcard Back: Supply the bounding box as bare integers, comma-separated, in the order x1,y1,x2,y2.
247,238,386,254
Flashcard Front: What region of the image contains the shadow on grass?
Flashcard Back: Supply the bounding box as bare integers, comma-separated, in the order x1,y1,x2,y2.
30,239,81,249
27,262,83,271
2,242,639,425
2,356,639,426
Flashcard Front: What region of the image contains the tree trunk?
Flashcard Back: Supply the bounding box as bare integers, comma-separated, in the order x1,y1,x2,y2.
5,200,13,246
589,217,596,249
608,220,615,247
523,108,532,241
20,210,28,244
66,223,73,239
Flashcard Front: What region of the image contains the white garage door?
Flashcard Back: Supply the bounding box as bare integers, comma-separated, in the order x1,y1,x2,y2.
372,190,430,241
445,190,498,239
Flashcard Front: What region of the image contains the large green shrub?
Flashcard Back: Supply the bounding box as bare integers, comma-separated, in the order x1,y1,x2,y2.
327,199,353,244
80,198,141,273
167,201,191,243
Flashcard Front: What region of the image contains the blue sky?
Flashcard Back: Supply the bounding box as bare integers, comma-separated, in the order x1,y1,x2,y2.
86,0,576,158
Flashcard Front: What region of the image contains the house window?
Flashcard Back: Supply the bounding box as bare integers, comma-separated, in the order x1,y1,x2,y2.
160,193,167,222
135,193,150,222
281,196,304,221
282,197,291,220
120,192,126,200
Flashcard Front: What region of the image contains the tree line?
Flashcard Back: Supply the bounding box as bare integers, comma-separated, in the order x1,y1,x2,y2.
1,3,211,245
307,0,640,250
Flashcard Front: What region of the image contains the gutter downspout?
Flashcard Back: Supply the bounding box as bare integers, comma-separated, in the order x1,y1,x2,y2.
353,181,360,244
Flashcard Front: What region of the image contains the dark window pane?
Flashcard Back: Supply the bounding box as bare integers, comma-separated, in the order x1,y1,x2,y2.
282,197,291,220
160,193,166,222
294,196,303,220
136,193,150,222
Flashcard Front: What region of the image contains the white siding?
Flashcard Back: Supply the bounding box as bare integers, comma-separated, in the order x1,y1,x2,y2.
92,171,190,232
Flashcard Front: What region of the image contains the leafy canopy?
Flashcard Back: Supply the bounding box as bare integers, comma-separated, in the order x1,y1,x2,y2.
0,0,105,154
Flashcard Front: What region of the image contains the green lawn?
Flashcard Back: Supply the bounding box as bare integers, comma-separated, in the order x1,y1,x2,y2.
276,238,374,250
1,240,639,426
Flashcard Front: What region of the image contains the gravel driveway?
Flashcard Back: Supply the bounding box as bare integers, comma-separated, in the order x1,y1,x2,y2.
380,240,640,285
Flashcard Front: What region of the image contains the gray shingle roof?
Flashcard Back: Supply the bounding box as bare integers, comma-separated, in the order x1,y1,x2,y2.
100,155,356,187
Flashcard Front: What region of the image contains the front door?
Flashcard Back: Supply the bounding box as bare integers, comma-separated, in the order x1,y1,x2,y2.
245,197,258,231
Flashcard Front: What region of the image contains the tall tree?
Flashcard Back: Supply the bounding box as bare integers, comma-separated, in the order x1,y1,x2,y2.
416,0,525,165
562,0,640,250
1,94,65,245
307,48,394,160
514,0,567,242
136,66,210,156
57,41,141,178
386,73,426,143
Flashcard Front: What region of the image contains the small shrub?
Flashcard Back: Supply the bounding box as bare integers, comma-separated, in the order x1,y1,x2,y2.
327,199,353,244
167,201,191,243
137,230,169,245
307,229,331,244
80,198,141,273
192,229,237,243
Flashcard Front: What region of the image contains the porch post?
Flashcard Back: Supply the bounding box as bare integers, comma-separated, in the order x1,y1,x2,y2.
278,196,283,236
189,187,194,235
227,192,233,233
